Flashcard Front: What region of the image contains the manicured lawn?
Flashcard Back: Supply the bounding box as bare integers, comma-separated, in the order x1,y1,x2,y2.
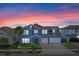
21,43,32,48
0,50,42,55
21,43,42,49
64,42,78,49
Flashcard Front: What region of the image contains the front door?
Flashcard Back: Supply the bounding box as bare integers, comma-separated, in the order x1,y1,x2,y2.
30,35,41,45
32,38,39,45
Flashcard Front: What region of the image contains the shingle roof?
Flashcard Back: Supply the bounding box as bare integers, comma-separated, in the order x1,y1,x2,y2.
62,25,79,29
33,23,42,28
24,24,59,29
42,26,59,29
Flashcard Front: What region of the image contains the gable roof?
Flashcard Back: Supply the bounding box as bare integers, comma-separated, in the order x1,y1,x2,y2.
42,26,59,29
23,24,59,30
33,23,42,28
62,25,79,29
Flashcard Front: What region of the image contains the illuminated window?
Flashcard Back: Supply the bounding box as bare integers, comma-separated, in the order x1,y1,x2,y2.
22,38,29,43
30,25,32,28
52,29,55,33
34,30,38,34
23,30,29,35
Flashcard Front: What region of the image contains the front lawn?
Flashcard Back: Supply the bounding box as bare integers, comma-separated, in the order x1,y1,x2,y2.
64,42,78,49
21,43,42,49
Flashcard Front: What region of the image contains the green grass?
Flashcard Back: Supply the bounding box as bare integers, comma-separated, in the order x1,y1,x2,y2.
21,43,31,48
64,42,78,49
0,50,42,55
21,43,42,49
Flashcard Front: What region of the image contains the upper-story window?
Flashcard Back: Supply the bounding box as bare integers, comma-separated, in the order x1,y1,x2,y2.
23,30,29,35
65,30,68,33
66,29,76,34
42,29,47,34
34,30,38,34
75,29,77,33
52,29,55,33
68,29,75,33
30,25,32,29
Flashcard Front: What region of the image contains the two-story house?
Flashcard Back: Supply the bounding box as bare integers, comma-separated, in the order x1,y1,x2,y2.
61,25,79,42
19,24,61,44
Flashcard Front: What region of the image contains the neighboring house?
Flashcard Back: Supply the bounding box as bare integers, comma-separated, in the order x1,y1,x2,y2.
0,30,12,44
61,25,79,42
20,24,61,44
0,27,16,44
0,30,8,37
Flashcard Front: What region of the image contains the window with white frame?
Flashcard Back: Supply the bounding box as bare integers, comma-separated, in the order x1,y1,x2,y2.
42,29,47,34
52,29,55,33
23,30,29,35
65,30,68,33
30,25,32,28
34,30,38,34
68,29,75,33
22,38,29,43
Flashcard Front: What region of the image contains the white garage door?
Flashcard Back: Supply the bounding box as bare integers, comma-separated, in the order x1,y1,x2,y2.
41,38,48,43
49,38,61,43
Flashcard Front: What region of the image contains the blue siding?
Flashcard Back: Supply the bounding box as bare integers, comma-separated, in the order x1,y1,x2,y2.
20,24,61,43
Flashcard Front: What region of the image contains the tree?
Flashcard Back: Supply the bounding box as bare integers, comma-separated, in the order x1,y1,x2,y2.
0,37,8,45
15,26,23,36
14,26,23,43
0,37,10,48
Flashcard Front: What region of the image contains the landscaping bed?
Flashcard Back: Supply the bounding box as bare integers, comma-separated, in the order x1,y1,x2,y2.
0,50,42,55
0,43,42,55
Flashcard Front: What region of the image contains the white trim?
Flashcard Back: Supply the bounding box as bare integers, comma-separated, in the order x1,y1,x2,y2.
42,29,47,34
34,30,38,34
30,35,41,39
23,30,29,35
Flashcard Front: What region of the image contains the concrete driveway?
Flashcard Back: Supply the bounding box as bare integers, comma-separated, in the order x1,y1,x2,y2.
40,43,78,56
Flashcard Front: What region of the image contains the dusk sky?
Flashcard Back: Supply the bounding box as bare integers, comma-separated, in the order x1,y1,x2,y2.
0,3,79,28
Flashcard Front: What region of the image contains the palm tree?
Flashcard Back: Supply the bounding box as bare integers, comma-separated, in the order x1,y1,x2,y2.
14,26,23,43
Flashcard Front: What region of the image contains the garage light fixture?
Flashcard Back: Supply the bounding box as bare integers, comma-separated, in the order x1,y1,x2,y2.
77,35,79,38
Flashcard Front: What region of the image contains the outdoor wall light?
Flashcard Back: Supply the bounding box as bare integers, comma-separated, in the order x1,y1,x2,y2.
77,35,79,38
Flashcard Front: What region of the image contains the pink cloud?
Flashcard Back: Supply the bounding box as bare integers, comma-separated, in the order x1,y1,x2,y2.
0,11,79,27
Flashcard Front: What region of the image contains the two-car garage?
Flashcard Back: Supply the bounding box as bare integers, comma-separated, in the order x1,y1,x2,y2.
41,38,61,44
